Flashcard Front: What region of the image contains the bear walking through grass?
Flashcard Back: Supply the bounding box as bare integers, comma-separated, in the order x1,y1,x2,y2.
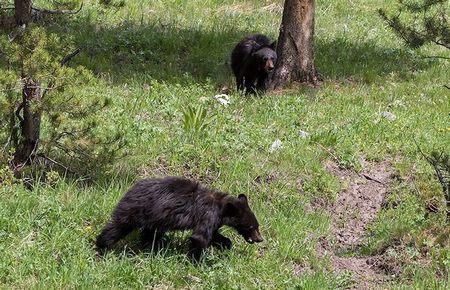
96,176,263,259
231,34,277,94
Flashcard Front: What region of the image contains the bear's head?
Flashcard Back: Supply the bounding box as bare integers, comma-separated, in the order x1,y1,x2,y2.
223,194,263,244
252,42,277,74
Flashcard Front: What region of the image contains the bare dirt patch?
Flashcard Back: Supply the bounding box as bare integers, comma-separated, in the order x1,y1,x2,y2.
138,158,220,184
319,160,394,289
318,236,389,289
327,160,392,250
138,157,172,177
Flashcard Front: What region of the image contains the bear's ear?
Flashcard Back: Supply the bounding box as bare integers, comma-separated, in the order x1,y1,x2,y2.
270,41,277,50
251,41,263,53
250,47,260,55
223,201,239,216
238,194,248,204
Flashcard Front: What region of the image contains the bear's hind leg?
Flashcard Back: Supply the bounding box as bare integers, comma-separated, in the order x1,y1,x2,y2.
96,221,134,255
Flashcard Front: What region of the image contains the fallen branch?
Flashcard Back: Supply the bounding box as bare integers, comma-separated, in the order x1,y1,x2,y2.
1,3,83,29
32,2,83,16
432,40,450,50
361,173,386,186
36,153,78,176
420,55,450,61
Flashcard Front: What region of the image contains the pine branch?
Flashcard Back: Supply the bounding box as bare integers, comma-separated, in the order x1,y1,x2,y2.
42,47,82,99
414,138,450,217
401,0,446,13
378,1,450,50
61,48,81,66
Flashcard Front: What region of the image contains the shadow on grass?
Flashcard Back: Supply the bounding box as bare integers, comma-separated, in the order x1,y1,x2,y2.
60,17,431,87
99,231,189,257
66,17,245,86
99,232,233,263
316,37,429,83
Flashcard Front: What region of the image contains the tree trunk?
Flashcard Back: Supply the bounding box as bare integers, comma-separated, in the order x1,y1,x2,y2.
14,0,33,26
12,80,42,169
268,0,321,90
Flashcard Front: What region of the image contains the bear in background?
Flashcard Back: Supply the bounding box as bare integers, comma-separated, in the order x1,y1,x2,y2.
96,176,263,260
231,34,277,95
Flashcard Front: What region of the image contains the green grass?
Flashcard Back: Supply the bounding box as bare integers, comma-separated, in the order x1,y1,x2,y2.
1,0,449,288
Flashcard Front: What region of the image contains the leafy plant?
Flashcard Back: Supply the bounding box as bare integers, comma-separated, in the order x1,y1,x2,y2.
181,104,215,136
0,154,15,187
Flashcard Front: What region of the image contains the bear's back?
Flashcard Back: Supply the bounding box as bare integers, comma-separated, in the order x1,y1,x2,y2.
115,177,221,231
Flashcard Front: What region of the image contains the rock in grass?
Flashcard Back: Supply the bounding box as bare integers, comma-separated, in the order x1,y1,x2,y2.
270,139,283,152
213,94,230,107
299,130,310,138
381,111,396,121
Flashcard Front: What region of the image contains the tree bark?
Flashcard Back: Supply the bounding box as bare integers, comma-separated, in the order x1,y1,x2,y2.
14,0,32,26
268,0,321,90
12,80,42,169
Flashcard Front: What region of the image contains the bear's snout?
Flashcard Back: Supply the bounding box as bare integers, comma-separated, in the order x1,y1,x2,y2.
247,229,263,243
265,60,275,72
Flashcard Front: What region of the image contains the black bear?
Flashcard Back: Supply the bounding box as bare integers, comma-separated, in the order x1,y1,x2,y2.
96,176,263,259
231,34,277,94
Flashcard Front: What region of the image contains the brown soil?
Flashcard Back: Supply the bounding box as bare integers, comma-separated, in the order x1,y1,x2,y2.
318,237,389,290
327,160,392,251
138,158,220,184
319,160,394,289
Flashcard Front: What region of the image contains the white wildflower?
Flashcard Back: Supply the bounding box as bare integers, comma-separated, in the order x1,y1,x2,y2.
213,94,231,107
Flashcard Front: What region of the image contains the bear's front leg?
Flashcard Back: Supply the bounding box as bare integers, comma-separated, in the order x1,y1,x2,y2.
189,236,207,261
256,76,269,92
211,230,232,250
236,75,244,91
189,224,216,261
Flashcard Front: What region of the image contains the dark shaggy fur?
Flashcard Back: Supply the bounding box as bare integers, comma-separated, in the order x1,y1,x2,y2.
231,34,277,94
96,176,263,259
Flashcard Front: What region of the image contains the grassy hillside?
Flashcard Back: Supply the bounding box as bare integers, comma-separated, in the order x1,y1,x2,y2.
1,0,449,288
